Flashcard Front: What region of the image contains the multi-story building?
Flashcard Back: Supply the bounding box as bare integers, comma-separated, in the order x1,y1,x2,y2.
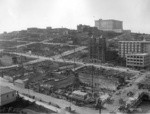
0,86,17,106
95,19,123,33
89,36,106,63
118,41,150,58
126,53,150,69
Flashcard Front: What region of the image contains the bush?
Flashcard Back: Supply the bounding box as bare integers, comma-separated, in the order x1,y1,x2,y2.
119,98,126,106
106,98,114,104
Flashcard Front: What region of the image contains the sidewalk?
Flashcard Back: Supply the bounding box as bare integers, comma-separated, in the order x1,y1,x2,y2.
19,94,61,113
0,77,109,114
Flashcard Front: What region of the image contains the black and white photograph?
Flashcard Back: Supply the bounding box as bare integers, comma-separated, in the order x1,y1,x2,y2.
0,0,150,114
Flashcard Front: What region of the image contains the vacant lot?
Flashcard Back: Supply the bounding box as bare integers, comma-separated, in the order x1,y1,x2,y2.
62,49,89,62
13,43,77,57
0,41,27,49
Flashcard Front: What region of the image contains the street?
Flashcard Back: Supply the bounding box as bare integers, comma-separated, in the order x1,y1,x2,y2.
8,51,139,74
0,36,139,74
0,77,109,114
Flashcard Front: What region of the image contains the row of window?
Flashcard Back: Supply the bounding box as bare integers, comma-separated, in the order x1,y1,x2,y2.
127,59,143,62
120,48,140,50
120,42,141,45
127,56,144,58
6,93,15,98
127,62,143,65
120,49,141,52
120,47,141,49
121,45,140,47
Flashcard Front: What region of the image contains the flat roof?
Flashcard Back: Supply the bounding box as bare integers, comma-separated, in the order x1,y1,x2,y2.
119,40,150,43
96,19,122,22
14,79,24,83
72,90,87,96
0,86,16,95
126,53,149,56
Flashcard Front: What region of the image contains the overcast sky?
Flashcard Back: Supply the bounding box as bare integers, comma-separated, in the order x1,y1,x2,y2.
0,0,149,33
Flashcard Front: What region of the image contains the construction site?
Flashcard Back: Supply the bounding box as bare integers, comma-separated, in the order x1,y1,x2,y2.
1,28,150,114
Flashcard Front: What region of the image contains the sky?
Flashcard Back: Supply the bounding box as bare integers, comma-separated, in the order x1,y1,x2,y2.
0,0,150,34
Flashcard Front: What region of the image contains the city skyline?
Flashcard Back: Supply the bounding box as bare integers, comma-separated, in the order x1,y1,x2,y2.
0,0,150,34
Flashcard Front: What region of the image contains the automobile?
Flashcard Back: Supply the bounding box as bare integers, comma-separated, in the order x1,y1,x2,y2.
140,70,146,73
75,102,84,106
65,107,76,113
55,104,60,108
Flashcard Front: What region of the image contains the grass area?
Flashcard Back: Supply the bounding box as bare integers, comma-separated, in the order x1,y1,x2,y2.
0,53,36,67
0,41,27,49
62,49,89,62
19,36,48,42
11,43,77,57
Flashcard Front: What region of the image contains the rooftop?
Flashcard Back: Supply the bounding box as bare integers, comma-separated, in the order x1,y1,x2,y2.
0,86,16,95
119,40,150,43
14,79,24,83
126,53,149,56
72,90,87,96
96,19,122,22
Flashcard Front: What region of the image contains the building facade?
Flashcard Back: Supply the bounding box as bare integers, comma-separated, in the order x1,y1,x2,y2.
0,86,17,106
14,79,28,88
126,53,150,69
95,19,123,33
118,41,150,58
89,36,106,63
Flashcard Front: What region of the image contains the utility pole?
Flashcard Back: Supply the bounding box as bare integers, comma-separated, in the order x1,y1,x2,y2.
99,106,101,114
73,45,75,71
92,65,94,95
89,35,94,96
98,99,102,114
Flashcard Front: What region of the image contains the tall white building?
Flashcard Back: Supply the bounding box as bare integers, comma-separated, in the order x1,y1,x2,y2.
126,53,150,69
118,41,150,58
95,19,123,33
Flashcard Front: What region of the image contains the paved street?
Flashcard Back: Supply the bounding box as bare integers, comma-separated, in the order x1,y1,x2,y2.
8,50,139,74
52,46,87,59
42,42,80,47
0,36,139,74
19,94,61,113
0,64,19,70
15,42,36,48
